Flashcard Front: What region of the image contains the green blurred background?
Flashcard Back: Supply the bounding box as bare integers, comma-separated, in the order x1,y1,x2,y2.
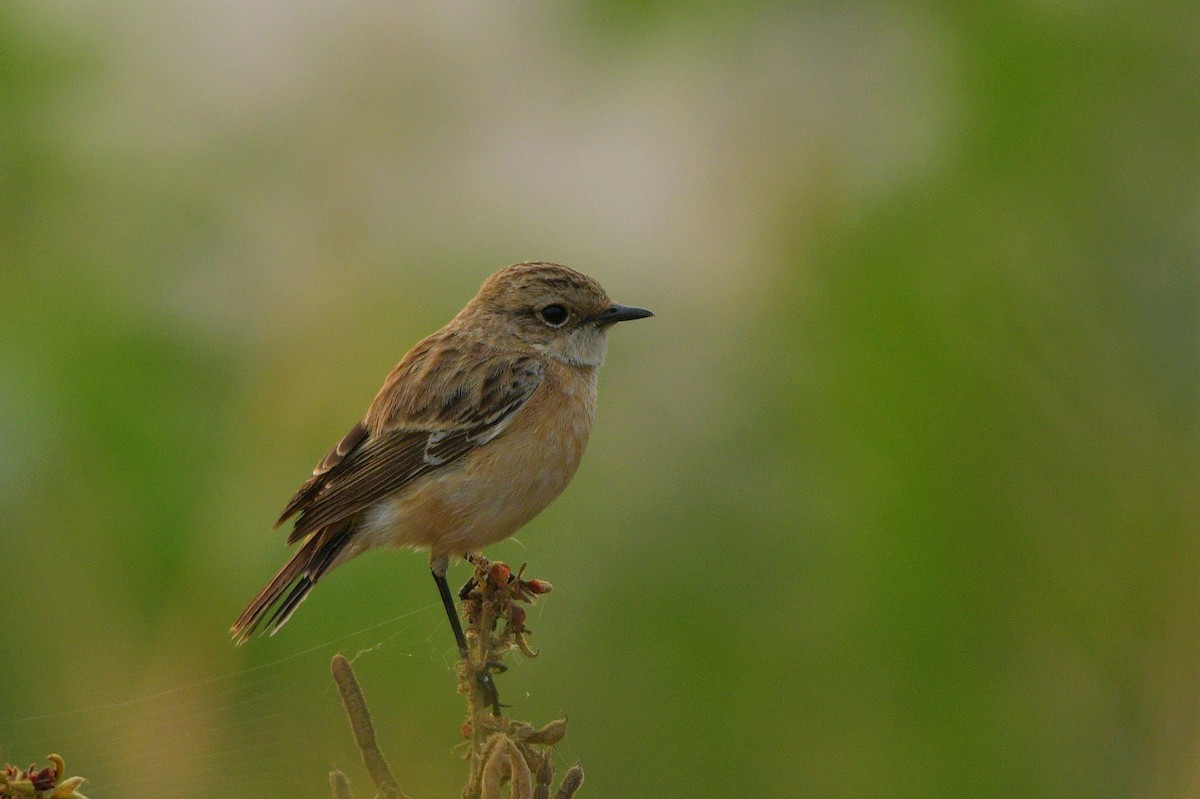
2,2,1197,797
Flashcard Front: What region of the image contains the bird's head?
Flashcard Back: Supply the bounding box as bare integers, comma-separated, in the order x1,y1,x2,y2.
468,262,653,367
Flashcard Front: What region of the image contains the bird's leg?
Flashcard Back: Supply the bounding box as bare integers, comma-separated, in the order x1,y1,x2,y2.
433,567,470,658
431,556,501,715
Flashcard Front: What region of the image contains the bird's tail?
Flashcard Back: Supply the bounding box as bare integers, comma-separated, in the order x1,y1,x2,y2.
230,522,353,644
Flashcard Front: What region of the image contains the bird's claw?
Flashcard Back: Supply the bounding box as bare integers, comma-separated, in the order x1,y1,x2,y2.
474,661,508,715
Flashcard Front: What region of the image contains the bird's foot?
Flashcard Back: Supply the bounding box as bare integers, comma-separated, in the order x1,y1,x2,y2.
472,659,508,716
457,552,488,598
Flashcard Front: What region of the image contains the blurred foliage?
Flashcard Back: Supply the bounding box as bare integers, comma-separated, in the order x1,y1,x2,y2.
1,2,1197,798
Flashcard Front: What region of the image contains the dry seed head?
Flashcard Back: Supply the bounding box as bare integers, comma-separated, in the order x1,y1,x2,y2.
553,763,584,799
534,755,554,799
489,563,512,585
526,719,568,746
507,741,534,799
479,738,508,799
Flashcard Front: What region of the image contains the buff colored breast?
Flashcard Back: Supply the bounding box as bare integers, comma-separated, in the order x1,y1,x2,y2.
355,361,599,559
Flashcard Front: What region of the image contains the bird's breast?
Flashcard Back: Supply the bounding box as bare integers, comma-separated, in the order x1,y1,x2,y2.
363,364,599,556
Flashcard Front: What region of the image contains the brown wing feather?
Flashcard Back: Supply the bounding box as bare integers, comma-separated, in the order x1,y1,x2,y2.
284,430,428,543
279,352,545,545
364,336,546,432
275,421,369,528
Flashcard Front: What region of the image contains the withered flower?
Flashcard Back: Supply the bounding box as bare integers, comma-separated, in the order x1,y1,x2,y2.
1,755,86,799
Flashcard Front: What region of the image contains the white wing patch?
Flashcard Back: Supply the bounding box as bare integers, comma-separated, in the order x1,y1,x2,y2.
423,431,453,466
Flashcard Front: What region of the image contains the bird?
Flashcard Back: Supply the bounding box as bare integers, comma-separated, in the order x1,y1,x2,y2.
231,262,653,660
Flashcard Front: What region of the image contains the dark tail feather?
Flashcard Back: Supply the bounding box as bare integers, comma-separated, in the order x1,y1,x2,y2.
231,523,353,645
261,575,314,637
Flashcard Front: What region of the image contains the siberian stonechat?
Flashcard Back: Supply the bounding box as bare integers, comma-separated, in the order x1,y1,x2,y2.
232,262,652,664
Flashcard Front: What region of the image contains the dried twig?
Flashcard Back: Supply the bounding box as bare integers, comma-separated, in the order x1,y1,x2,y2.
457,557,582,799
329,557,584,799
331,654,405,799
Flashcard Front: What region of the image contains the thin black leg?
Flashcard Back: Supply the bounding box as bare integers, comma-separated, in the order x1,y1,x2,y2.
433,568,501,714
433,569,468,658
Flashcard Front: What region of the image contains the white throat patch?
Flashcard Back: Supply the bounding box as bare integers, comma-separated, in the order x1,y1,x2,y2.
537,327,609,367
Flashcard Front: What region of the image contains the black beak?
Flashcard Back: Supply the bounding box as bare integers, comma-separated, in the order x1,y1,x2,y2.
591,304,655,325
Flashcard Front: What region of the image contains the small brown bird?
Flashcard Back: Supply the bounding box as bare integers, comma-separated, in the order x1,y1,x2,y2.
231,262,652,657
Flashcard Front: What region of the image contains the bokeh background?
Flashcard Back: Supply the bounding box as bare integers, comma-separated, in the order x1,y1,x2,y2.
2,2,1198,797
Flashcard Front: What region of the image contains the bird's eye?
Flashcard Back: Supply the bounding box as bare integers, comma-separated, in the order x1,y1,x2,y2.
539,304,569,327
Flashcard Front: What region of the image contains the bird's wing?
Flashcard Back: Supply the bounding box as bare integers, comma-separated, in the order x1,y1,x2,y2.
277,352,545,544
275,421,369,528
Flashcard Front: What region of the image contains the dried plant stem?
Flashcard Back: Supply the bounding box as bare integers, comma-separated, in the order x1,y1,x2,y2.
329,557,584,799
458,557,583,799
331,654,405,799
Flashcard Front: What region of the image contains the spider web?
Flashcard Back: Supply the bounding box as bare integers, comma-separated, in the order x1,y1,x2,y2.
0,604,445,799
